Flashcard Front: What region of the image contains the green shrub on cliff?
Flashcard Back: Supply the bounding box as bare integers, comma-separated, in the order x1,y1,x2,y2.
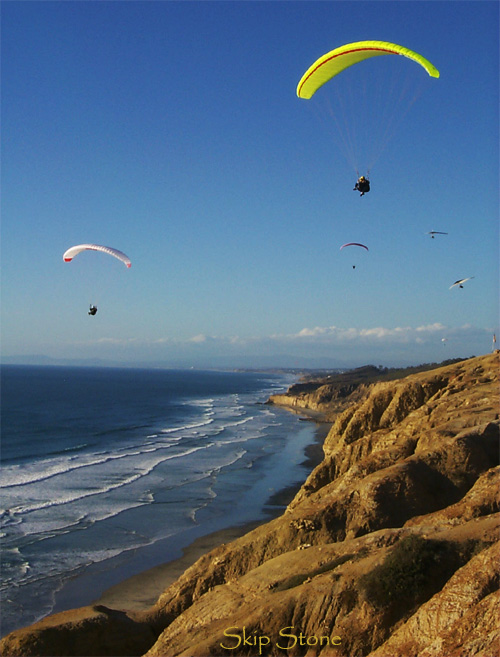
359,535,465,612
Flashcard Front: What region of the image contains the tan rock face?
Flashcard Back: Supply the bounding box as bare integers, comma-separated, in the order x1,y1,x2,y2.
1,354,498,657
0,605,156,657
368,542,500,657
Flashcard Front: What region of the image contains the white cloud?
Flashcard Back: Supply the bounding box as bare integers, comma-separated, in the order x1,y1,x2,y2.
415,323,447,332
296,326,336,338
95,337,139,345
189,334,207,343
284,324,448,344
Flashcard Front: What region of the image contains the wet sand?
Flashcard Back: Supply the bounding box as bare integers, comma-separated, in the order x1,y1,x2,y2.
95,420,331,611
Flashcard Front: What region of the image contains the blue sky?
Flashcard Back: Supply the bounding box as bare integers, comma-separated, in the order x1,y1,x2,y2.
2,0,498,368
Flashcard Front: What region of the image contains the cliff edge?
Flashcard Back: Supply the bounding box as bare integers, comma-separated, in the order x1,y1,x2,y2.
1,353,498,657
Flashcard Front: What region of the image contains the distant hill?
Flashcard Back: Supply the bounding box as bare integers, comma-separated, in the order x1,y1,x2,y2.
267,358,471,419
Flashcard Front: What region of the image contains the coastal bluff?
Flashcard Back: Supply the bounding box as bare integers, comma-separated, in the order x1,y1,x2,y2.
1,353,498,657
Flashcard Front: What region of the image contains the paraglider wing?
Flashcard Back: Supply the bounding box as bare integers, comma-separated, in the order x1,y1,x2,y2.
63,244,131,268
340,243,369,269
340,242,369,251
297,40,440,99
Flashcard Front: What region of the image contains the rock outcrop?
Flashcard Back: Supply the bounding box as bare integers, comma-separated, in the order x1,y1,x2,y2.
1,353,498,657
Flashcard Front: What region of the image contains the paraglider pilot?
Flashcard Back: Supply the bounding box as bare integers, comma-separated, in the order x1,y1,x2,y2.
88,305,98,316
353,176,370,196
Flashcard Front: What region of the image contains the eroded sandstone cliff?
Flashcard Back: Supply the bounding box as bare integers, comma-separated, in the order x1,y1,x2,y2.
1,353,498,657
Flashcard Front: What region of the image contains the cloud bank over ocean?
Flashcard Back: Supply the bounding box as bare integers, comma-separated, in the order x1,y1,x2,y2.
5,323,494,369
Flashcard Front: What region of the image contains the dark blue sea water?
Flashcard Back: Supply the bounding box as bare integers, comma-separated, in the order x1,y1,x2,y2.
0,365,318,637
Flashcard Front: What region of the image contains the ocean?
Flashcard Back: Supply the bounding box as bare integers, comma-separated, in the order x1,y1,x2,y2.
0,365,319,637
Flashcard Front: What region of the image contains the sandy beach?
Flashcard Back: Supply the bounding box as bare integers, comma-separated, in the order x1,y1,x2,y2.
94,420,331,612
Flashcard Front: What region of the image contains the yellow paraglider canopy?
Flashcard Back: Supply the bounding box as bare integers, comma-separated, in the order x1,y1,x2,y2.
297,40,440,99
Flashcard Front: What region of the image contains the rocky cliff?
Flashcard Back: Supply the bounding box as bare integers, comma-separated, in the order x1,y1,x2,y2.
1,353,498,657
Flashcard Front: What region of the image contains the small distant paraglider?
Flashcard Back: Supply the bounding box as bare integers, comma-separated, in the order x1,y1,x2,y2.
63,244,131,315
449,277,474,289
427,231,448,239
340,242,369,269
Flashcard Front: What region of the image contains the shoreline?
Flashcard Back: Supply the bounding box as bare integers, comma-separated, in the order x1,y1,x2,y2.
93,418,331,612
